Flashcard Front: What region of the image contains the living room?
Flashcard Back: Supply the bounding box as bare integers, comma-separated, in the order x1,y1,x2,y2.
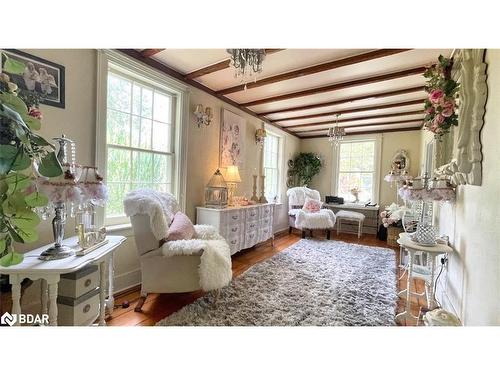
1,1,498,373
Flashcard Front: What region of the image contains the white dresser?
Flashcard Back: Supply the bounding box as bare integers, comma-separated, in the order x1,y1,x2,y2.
196,203,274,255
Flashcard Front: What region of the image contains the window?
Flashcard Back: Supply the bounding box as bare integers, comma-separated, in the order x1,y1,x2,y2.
97,51,188,226
335,139,379,203
263,132,281,202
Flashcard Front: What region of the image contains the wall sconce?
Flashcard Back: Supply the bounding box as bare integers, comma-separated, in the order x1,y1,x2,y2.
194,104,213,128
255,122,267,147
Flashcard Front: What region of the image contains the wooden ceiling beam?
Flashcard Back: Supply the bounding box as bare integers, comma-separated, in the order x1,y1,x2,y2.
117,49,298,138
299,126,422,139
242,66,427,107
295,120,423,134
141,49,165,58
276,99,424,122
217,49,410,95
185,49,284,80
258,86,425,116
282,110,424,129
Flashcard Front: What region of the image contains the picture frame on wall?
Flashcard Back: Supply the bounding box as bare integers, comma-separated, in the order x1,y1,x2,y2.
220,108,246,168
0,49,65,108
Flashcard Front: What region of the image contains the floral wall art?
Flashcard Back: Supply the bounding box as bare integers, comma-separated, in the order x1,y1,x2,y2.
220,109,246,168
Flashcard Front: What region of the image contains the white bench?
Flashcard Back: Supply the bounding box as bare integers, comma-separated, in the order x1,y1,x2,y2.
336,210,365,238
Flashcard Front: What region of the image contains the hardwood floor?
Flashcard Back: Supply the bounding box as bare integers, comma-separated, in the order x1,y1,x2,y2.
107,231,426,326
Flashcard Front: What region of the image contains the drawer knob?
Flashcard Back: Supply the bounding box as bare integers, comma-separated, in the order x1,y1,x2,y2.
84,278,92,288
83,304,91,313
231,227,238,232
232,215,238,220
231,240,237,244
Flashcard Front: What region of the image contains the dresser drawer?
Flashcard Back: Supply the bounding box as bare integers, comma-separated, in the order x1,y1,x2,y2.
227,234,241,255
223,210,243,225
244,230,258,249
58,265,99,299
57,288,100,326
260,205,273,218
246,220,259,232
222,222,243,238
245,207,260,222
258,226,272,242
260,216,272,228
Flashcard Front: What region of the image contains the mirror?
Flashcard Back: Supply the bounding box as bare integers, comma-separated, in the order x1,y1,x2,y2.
434,49,488,186
391,149,410,173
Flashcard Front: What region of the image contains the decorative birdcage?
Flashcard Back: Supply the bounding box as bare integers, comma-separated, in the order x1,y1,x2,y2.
205,169,228,208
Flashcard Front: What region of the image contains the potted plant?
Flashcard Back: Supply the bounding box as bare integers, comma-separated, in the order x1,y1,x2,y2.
0,52,63,274
290,152,322,186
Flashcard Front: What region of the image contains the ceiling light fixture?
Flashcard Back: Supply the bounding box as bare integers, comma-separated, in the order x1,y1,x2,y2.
327,114,345,147
226,49,266,88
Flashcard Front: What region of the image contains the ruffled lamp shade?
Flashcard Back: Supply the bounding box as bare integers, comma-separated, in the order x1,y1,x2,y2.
78,166,108,206
37,167,82,205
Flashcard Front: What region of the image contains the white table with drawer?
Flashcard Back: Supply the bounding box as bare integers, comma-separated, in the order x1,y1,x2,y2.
196,204,274,255
0,235,125,326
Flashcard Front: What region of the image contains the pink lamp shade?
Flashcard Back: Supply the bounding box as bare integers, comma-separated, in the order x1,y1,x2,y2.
78,166,108,206
37,166,82,204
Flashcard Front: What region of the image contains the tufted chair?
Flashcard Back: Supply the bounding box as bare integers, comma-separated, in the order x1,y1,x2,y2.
286,187,336,239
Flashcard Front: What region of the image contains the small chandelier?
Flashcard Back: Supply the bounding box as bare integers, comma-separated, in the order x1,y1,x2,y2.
327,114,345,147
255,122,267,148
226,49,266,86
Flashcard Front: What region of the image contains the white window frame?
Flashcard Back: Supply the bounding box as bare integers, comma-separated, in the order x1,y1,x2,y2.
331,134,382,204
96,50,190,227
263,124,286,203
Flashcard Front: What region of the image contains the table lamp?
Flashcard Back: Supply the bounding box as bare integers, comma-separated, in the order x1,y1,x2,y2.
225,165,241,206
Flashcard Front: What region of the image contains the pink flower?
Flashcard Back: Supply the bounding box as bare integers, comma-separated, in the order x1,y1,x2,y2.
442,106,454,117
28,107,43,120
425,106,435,114
433,114,445,126
429,89,444,104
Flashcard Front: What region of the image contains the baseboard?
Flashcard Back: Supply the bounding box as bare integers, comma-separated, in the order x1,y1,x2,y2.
113,268,141,294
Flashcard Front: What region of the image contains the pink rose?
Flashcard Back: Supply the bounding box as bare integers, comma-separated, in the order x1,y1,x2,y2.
433,114,445,126
429,89,444,104
425,106,435,114
28,107,43,120
442,106,454,117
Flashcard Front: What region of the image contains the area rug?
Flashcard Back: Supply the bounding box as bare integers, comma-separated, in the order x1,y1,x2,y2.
156,239,397,326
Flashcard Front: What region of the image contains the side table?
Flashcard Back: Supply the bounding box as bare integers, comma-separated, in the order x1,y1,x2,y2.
395,232,453,324
0,235,126,326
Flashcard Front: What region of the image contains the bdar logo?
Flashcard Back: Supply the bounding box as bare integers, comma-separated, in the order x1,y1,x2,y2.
1,312,17,326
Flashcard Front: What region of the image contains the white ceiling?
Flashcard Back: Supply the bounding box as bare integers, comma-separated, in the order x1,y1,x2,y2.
142,48,453,138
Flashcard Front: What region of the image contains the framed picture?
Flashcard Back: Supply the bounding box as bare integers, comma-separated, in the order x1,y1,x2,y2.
0,49,65,108
220,108,246,168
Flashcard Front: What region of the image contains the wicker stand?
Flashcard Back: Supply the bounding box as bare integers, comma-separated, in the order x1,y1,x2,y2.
387,226,404,247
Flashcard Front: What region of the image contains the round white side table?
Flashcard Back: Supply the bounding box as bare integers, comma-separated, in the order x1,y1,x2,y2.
395,232,453,324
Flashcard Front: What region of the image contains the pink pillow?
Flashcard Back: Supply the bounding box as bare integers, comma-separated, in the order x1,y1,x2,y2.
166,212,195,241
302,197,322,213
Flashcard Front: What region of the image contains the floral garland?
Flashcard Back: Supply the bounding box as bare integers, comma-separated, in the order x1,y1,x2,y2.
423,55,459,139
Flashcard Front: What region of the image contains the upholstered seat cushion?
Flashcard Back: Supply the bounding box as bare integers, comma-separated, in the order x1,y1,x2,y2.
336,210,365,221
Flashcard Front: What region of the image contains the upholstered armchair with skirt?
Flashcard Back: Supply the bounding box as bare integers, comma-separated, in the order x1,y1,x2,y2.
124,189,232,312
287,187,336,239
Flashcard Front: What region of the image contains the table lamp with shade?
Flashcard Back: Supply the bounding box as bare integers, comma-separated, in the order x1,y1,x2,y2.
225,165,241,206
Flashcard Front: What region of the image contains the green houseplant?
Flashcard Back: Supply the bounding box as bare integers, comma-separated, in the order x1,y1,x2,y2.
0,53,63,268
290,152,322,186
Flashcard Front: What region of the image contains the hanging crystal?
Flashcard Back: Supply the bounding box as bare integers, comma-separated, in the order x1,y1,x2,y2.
327,114,345,147
226,49,266,86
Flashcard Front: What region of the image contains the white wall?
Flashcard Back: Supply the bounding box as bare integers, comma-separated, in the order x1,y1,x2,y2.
11,50,300,309
424,49,500,325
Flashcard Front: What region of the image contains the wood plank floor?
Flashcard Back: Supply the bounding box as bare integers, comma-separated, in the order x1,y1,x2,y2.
107,231,426,326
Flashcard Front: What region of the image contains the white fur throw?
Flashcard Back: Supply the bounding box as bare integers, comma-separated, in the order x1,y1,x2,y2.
295,209,336,230
287,187,321,207
161,225,232,291
123,189,180,240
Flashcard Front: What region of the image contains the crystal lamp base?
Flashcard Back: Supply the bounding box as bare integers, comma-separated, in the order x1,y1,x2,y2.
38,245,75,261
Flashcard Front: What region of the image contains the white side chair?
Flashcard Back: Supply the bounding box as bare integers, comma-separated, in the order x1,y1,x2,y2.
335,210,365,238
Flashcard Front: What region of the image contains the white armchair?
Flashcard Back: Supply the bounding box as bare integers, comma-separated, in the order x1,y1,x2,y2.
287,187,336,239
124,189,232,312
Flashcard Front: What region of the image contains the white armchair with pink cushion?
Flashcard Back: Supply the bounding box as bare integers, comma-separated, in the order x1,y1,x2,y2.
123,189,232,311
286,187,336,239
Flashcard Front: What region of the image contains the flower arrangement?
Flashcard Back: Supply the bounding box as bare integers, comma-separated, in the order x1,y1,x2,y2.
379,203,409,228
423,55,460,139
350,186,360,203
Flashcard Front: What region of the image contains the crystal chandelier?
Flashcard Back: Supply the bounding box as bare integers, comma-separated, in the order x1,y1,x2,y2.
327,114,345,147
226,49,266,86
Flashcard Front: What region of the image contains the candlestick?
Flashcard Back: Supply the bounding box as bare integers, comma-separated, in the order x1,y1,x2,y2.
258,175,267,203
251,175,259,202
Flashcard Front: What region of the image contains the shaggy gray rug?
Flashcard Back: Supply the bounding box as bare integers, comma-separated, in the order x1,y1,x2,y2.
156,239,397,326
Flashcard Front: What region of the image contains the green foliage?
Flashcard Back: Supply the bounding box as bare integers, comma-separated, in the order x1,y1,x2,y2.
0,54,63,267
290,153,323,186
